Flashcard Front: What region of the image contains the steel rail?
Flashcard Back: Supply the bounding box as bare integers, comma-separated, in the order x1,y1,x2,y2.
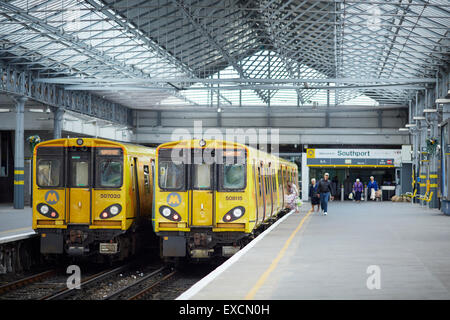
40,264,130,300
0,269,57,295
103,266,167,300
127,271,178,300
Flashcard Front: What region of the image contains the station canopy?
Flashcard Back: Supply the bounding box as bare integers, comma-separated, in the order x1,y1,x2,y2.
0,0,448,109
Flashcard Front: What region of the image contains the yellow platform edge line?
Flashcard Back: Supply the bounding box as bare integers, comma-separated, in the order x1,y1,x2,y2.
245,208,313,300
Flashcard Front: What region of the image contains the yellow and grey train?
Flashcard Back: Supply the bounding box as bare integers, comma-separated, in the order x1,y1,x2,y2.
153,139,298,259
32,138,156,260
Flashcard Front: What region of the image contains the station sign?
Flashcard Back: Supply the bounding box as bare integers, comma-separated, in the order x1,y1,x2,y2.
306,148,401,167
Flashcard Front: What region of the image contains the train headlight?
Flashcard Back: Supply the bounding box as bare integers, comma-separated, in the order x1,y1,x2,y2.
233,208,243,217
162,207,171,217
37,203,59,219
40,205,49,214
110,205,119,215
100,204,122,219
223,206,245,222
159,206,181,221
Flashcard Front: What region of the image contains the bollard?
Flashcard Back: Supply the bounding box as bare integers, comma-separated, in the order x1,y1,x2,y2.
364,186,368,202
341,185,344,202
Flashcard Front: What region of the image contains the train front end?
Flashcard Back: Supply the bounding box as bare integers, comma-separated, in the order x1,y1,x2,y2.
32,138,130,259
154,139,255,260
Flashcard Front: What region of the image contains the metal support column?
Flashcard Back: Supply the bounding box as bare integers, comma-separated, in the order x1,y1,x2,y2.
13,96,27,209
52,107,64,139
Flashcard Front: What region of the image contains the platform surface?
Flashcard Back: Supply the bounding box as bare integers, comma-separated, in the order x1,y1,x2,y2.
0,204,35,244
179,202,450,300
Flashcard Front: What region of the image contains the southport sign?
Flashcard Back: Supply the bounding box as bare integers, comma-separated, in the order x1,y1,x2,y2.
306,148,401,167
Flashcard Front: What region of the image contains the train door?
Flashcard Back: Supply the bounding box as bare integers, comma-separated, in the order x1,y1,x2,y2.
67,148,91,224
269,169,274,217
264,167,271,220
252,162,259,223
133,158,141,218
258,165,265,222
190,149,214,226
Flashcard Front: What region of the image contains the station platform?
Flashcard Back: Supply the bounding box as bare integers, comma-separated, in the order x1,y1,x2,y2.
178,202,450,300
0,204,35,244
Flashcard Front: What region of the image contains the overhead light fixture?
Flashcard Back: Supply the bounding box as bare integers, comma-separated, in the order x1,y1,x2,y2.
413,116,426,120
217,107,222,113
423,109,437,113
405,123,417,128
29,108,44,113
398,128,409,132
0,108,10,113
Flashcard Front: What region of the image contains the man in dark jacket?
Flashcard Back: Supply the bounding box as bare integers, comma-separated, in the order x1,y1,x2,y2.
318,173,334,216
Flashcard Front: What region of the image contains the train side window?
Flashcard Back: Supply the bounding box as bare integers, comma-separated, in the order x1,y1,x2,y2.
278,169,282,192
258,167,262,196
272,170,276,191
143,165,150,193
37,159,62,187
130,164,135,192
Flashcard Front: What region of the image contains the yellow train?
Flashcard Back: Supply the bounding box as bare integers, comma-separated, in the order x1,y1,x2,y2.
153,139,298,259
32,138,156,260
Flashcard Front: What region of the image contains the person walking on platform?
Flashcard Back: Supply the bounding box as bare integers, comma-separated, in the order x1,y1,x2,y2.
353,178,364,203
309,178,320,213
367,176,379,201
318,173,334,216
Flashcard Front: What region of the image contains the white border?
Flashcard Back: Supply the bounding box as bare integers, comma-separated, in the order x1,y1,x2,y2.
176,209,296,300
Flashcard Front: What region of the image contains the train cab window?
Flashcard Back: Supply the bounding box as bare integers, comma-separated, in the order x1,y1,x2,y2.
70,160,89,187
193,164,212,189
97,160,122,188
222,164,245,190
37,159,62,187
159,161,184,190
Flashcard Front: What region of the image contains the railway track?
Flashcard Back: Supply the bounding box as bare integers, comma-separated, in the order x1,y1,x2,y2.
41,264,132,300
103,266,176,300
0,269,57,296
0,259,213,300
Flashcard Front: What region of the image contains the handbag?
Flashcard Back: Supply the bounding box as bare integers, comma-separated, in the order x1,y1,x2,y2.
348,192,354,200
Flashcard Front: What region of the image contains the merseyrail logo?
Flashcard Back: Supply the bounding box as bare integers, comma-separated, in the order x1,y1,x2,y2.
167,192,181,207
306,149,315,158
45,190,59,205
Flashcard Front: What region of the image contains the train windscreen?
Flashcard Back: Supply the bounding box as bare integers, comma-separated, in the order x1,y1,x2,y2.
158,148,185,191
95,148,123,188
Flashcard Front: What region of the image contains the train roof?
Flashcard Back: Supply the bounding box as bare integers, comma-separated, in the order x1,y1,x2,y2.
34,138,155,156
157,139,297,169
